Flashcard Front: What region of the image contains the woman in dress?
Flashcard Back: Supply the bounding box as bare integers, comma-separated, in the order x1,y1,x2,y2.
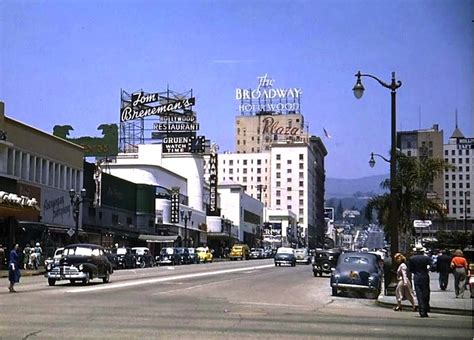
393,253,416,311
8,244,21,293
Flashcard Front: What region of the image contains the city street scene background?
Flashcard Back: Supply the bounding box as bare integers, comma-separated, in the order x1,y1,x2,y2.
0,1,472,339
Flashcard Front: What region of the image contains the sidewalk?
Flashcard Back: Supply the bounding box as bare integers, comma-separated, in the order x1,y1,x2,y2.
377,273,472,316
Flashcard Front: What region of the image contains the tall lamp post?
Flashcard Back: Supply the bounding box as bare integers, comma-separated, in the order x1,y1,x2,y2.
69,188,86,244
353,71,402,254
464,191,470,234
180,210,192,248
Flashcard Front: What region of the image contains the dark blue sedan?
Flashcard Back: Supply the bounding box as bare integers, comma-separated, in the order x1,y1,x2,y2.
330,252,382,298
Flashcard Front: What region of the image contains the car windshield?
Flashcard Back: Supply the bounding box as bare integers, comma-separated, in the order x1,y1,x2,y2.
175,248,186,254
133,248,145,255
295,249,307,254
63,246,94,257
196,248,207,253
113,248,127,255
277,248,293,254
188,248,195,254
343,256,370,265
160,248,173,255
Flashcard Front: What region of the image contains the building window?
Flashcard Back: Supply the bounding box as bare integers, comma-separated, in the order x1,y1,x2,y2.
299,172,304,179
299,190,304,196
276,163,281,169
452,199,457,206
299,154,304,160
287,178,292,182
243,168,247,174
287,169,292,174
287,160,292,164
257,159,261,165
451,150,455,156
445,150,448,156
445,191,449,197
276,190,281,197
453,208,457,214
287,187,292,192
299,163,304,169
276,172,281,178
299,181,303,187
407,151,412,157
452,191,456,197
276,154,281,160
287,196,291,201
243,177,247,182
112,214,119,225
243,160,247,165
459,158,463,164
452,174,455,180
276,199,281,205
452,183,456,188
276,181,281,187
287,205,292,210
445,174,449,180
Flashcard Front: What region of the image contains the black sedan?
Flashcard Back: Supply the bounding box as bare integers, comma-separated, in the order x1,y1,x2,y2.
330,252,382,298
274,247,296,267
46,244,113,286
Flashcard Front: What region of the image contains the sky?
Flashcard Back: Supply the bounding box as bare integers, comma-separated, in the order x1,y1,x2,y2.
0,0,472,179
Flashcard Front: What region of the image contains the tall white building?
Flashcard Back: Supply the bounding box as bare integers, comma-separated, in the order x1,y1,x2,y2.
443,126,473,231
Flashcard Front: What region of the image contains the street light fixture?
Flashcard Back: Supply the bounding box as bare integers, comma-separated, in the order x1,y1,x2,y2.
464,191,470,234
180,210,192,248
369,152,390,168
69,188,86,244
353,71,402,254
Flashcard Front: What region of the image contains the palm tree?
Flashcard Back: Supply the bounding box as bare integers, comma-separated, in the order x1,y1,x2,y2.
365,153,452,252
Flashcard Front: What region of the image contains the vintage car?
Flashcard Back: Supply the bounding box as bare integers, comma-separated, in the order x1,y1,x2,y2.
46,244,113,286
132,247,155,267
175,247,191,264
294,248,311,265
249,248,265,259
157,247,181,265
229,244,250,261
312,248,341,277
111,247,136,269
195,247,213,263
274,247,296,267
330,251,382,298
187,248,200,264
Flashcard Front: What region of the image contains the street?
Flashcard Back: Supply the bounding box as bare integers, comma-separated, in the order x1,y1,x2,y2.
0,259,472,339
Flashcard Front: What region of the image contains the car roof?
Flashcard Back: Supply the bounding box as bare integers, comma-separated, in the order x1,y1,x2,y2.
65,243,105,250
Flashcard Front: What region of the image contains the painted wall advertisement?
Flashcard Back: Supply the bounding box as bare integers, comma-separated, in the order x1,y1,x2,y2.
41,187,75,227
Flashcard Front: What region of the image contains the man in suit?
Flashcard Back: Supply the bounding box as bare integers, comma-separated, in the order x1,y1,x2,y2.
408,244,432,317
436,249,452,291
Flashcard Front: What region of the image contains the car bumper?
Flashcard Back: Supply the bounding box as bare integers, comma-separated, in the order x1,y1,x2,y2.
331,282,378,290
275,260,294,265
47,269,87,280
296,259,309,263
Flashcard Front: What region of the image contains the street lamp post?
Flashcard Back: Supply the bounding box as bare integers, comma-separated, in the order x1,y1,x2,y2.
180,210,192,248
69,188,86,244
353,71,402,255
464,191,469,233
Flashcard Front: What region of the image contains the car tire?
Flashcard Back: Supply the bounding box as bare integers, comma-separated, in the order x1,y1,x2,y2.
332,287,338,296
82,272,90,285
70,280,75,285
103,270,110,283
313,271,318,277
140,261,145,268
275,263,278,267
48,278,56,286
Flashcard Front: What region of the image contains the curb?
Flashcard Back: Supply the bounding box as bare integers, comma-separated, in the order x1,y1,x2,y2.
376,295,472,316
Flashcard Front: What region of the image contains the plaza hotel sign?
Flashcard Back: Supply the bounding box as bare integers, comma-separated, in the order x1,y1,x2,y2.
236,74,302,114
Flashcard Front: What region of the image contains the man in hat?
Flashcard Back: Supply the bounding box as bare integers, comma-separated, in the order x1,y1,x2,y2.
408,244,432,317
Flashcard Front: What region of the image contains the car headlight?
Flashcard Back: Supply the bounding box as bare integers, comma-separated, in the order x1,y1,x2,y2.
78,264,83,271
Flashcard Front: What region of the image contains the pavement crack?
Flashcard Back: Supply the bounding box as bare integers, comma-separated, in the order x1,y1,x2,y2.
23,330,42,339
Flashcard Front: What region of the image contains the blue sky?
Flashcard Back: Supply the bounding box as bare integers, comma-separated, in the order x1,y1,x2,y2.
0,0,472,179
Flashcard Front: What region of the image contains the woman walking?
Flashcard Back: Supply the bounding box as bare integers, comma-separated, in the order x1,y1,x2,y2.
393,253,416,312
451,249,468,298
8,244,21,293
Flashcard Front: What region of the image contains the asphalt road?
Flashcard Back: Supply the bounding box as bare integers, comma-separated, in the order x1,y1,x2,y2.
0,259,472,339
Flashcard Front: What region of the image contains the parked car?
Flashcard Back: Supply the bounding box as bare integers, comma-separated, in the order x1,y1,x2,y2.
195,247,213,263
274,247,296,267
249,248,265,259
157,247,181,265
312,248,341,277
187,248,200,264
294,248,311,265
46,244,113,286
44,247,64,272
229,244,250,261
174,247,191,264
330,251,383,298
112,247,136,269
132,247,155,267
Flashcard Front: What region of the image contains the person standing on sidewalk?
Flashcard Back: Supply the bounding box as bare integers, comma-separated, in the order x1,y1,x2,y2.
8,244,21,293
450,249,468,298
393,253,416,312
436,249,452,291
408,244,432,318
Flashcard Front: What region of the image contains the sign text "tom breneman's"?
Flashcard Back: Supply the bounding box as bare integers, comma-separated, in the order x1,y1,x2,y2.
121,96,195,122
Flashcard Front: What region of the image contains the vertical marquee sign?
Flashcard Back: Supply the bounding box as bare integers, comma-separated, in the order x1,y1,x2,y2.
207,143,219,216
170,187,180,223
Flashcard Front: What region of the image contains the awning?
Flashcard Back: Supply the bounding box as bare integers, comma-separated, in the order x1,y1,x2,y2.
138,234,179,243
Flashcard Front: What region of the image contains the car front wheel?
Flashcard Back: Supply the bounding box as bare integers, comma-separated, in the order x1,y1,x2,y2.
332,287,338,296
82,272,90,285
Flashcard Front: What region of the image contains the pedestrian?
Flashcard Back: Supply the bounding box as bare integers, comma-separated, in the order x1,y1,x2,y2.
393,253,416,312
23,244,32,270
33,242,42,269
407,244,432,318
8,244,21,293
450,249,468,298
436,249,451,291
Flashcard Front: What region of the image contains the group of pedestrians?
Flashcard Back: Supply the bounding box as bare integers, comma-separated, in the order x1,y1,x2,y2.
5,242,44,293
22,243,43,270
392,245,470,318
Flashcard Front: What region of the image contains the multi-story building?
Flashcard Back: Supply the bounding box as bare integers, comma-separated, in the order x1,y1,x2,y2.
443,126,473,231
0,101,84,255
398,124,444,203
235,112,310,153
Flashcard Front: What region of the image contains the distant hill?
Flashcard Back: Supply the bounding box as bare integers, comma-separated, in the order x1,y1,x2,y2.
325,174,388,199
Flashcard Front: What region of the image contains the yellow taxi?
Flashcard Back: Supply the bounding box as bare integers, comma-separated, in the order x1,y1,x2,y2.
196,247,213,263
229,244,250,261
